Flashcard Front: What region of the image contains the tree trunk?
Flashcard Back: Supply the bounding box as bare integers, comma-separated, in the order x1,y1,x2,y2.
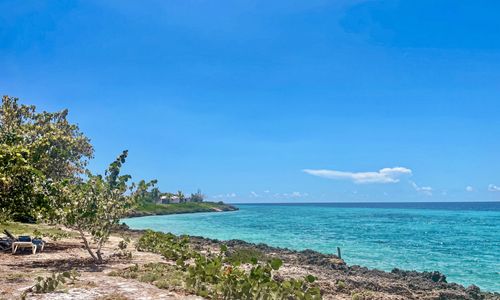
78,229,100,263
96,240,104,263
96,249,103,263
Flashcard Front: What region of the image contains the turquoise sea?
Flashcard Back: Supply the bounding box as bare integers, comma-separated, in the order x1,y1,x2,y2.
123,202,500,292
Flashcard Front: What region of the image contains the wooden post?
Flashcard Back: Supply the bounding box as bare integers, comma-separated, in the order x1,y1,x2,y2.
337,247,342,259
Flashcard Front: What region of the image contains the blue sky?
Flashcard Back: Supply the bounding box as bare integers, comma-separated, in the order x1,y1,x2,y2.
1,0,500,202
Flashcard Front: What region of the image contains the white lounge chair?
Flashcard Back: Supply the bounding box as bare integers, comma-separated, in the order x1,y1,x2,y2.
12,241,37,254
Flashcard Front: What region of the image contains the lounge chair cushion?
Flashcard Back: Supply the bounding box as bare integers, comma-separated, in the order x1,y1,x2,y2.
32,239,44,250
18,236,32,242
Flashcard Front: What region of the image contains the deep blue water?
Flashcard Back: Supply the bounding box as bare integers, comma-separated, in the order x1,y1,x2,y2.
123,202,500,291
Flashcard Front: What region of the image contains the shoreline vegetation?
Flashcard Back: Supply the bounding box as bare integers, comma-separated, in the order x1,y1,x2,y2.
1,97,498,299
1,221,499,299
127,202,239,218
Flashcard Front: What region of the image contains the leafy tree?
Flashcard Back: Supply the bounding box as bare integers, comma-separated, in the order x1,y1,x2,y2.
0,145,44,221
59,151,135,263
0,95,93,219
134,179,160,205
190,189,204,202
176,190,185,203
0,95,93,182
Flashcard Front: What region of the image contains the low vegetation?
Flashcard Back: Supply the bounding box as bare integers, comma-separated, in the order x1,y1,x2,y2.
351,291,374,300
21,270,80,299
109,263,185,290
225,247,267,265
128,230,322,299
0,222,76,240
129,201,237,217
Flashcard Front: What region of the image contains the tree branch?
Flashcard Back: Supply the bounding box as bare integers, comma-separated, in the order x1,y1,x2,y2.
77,229,99,263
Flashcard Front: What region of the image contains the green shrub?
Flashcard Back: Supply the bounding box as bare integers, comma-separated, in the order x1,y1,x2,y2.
109,263,185,290
154,270,185,289
136,230,193,265
118,238,129,250
225,247,266,264
113,249,133,260
186,249,321,299
336,280,346,290
133,231,322,299
154,279,172,289
108,265,139,279
5,273,26,283
97,293,129,300
351,291,374,300
21,270,80,299
139,272,161,283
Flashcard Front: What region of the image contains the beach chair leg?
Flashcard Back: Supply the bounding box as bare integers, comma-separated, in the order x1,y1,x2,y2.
12,245,17,254
32,245,36,254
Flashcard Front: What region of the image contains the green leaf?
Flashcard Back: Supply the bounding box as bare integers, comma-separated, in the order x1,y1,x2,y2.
270,258,283,270
176,258,185,266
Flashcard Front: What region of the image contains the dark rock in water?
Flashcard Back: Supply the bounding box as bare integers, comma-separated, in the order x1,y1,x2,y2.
429,271,447,283
466,285,484,300
391,268,447,283
117,223,130,230
297,249,345,269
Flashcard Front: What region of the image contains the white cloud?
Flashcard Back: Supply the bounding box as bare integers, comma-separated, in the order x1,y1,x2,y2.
303,167,412,184
250,191,260,197
271,191,309,199
211,193,237,199
488,184,500,192
410,181,433,196
465,186,474,192
287,191,308,198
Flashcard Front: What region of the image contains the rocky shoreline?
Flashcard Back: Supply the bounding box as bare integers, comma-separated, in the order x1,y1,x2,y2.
2,221,498,299
122,226,500,299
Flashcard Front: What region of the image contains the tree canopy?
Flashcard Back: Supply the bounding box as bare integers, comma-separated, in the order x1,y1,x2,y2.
0,95,93,181
0,95,93,220
0,145,44,221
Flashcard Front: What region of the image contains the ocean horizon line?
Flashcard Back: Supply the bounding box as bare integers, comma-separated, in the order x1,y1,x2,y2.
222,201,500,212
226,200,500,204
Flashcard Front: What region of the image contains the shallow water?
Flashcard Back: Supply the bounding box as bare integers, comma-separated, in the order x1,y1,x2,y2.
123,202,500,292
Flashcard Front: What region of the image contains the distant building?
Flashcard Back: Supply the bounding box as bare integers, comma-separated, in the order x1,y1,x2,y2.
159,195,169,204
169,196,180,204
158,192,190,204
